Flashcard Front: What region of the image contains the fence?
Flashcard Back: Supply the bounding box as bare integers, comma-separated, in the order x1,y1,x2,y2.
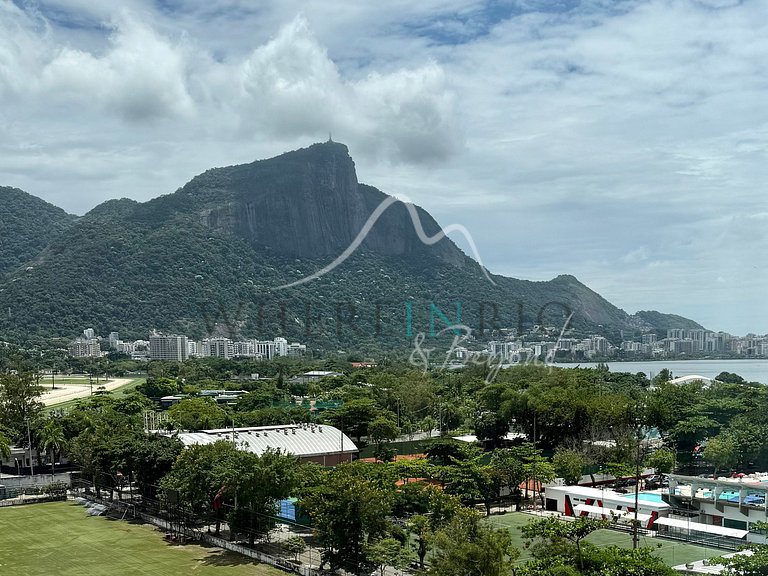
69,475,348,576
200,532,312,575
0,493,66,507
0,471,72,490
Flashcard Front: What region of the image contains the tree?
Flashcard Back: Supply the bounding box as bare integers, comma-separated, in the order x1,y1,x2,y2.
711,544,768,576
425,437,478,466
300,464,394,572
704,434,739,477
323,398,384,443
652,369,673,387
510,443,556,503
0,431,10,460
473,411,509,448
489,448,526,510
168,397,228,430
136,377,180,398
160,440,241,535
521,516,609,571
646,447,675,476
368,417,400,461
712,523,768,574
553,448,586,486
132,433,183,495
429,507,519,576
715,372,746,385
408,515,432,570
64,400,145,498
574,545,676,576
38,418,66,476
365,538,414,576
0,372,43,444
282,536,307,562
161,441,299,542
406,489,461,570
443,455,500,516
401,419,417,440
236,384,280,411
227,449,300,546
420,415,438,437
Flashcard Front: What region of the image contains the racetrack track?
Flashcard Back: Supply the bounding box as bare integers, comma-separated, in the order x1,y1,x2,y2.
40,377,135,406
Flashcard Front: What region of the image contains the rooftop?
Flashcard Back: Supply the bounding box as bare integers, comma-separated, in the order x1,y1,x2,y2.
169,424,358,458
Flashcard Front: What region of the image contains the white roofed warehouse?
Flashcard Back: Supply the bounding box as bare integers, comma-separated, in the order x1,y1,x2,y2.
166,423,358,466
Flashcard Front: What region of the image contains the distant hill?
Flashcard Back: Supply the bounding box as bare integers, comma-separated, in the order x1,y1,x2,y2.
0,186,75,278
0,143,703,351
632,310,704,332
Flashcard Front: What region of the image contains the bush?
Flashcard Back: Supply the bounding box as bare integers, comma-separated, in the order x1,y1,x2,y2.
43,481,68,499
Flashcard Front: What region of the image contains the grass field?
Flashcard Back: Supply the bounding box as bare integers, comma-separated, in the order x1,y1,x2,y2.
0,502,282,576
486,512,725,567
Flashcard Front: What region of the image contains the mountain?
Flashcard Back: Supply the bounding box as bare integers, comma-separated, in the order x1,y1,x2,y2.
0,143,701,351
0,186,76,278
632,311,704,332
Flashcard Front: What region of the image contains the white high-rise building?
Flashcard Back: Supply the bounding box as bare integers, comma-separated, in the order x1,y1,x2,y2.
69,338,101,358
274,337,288,357
254,340,276,359
204,337,234,359
149,334,188,361
234,341,256,357
117,341,134,354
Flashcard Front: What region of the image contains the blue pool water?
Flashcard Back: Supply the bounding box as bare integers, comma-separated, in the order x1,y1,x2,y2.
621,492,664,503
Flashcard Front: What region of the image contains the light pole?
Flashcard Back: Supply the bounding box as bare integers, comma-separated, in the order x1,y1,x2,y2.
26,418,35,477
632,424,642,549
532,412,538,509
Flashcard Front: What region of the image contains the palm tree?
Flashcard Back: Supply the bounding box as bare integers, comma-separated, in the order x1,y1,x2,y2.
39,419,66,477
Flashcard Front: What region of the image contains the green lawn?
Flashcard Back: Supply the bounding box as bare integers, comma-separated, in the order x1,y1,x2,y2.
0,502,282,576
486,512,725,567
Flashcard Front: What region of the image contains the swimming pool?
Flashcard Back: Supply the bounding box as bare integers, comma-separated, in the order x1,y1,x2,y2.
621,492,664,503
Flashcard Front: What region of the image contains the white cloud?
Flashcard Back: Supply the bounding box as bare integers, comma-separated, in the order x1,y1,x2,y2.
235,16,459,162
40,13,195,120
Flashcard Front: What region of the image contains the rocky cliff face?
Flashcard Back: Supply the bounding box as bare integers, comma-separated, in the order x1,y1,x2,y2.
193,142,465,266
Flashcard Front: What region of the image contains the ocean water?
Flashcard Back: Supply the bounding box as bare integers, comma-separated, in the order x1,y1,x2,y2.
555,359,768,384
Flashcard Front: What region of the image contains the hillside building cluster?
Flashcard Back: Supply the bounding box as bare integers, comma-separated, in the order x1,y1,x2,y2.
467,327,768,363
486,334,613,361
620,329,768,357
68,329,306,361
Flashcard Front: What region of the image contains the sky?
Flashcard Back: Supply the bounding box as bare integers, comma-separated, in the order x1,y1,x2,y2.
0,0,766,335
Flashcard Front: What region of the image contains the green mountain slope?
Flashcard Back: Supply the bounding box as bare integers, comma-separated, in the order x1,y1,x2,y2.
0,186,76,278
0,143,701,350
633,310,704,332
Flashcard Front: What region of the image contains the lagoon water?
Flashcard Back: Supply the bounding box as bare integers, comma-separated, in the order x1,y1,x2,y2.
555,359,768,384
